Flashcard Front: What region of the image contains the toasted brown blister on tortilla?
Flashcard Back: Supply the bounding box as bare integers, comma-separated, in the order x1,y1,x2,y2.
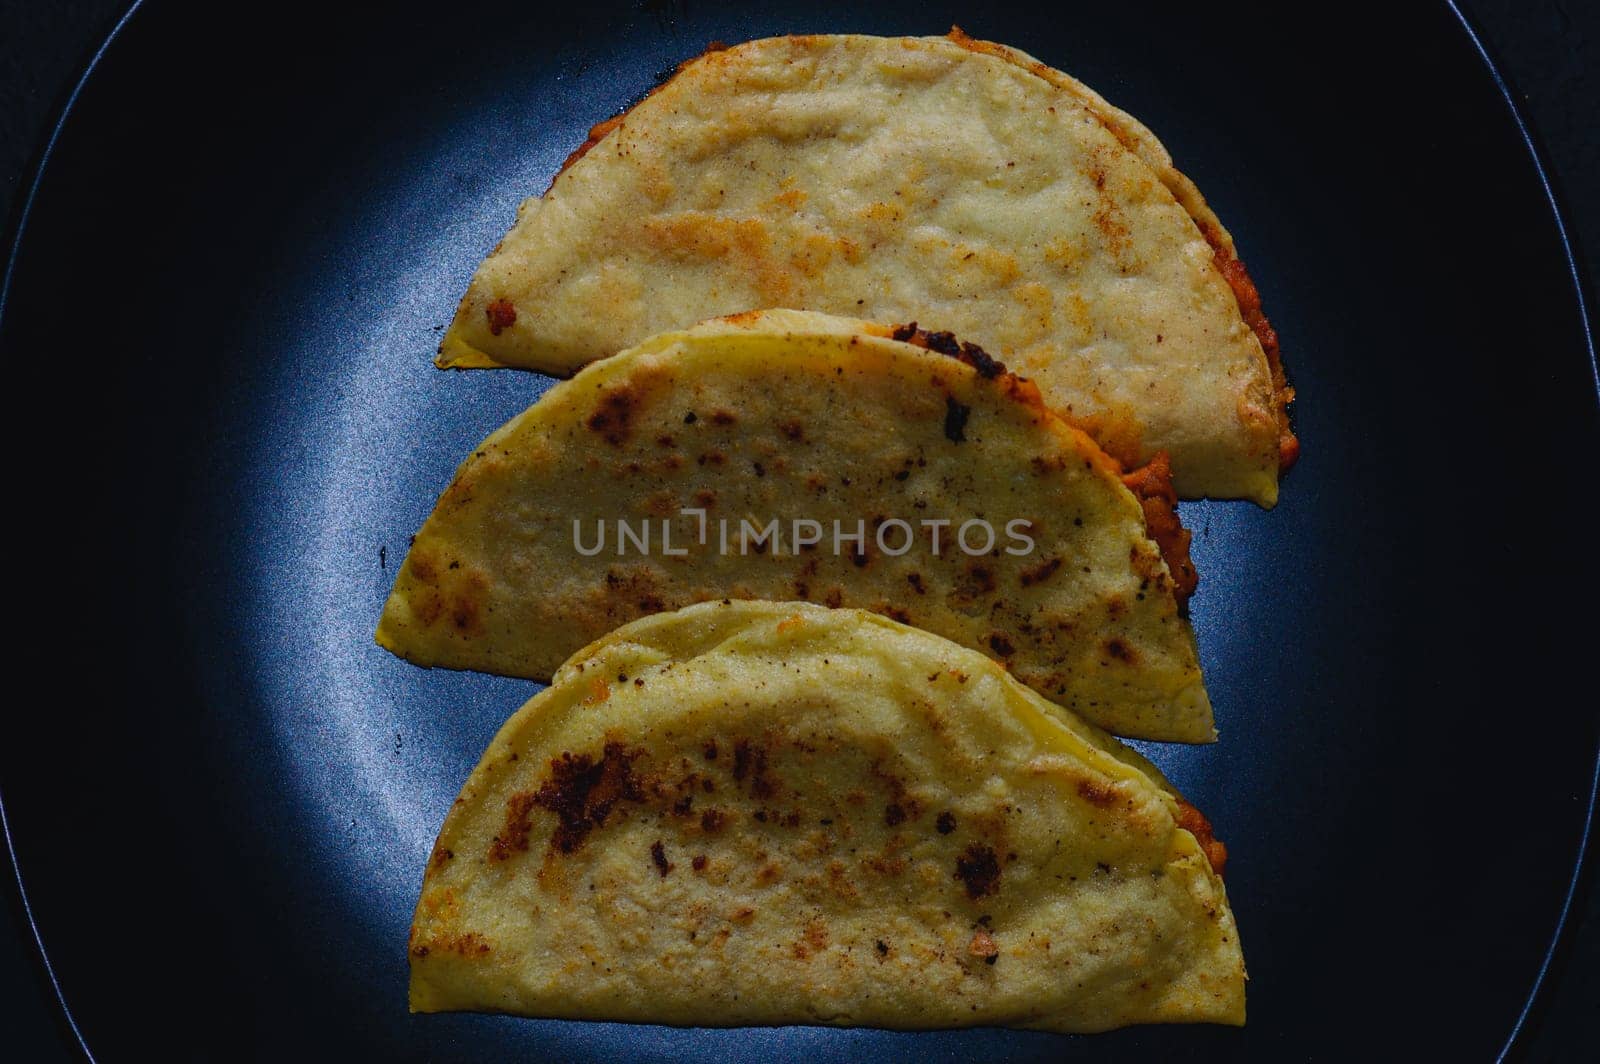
380,310,1214,742
439,31,1295,505
408,600,1245,1030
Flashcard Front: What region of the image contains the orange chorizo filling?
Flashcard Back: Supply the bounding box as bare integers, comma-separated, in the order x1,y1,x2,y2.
1174,798,1228,876
884,323,1199,607
1212,250,1298,471
1120,453,1198,606
945,25,1297,473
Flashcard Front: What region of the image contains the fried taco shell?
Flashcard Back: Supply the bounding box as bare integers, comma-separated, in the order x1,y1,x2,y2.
409,600,1245,1031
379,310,1214,742
439,31,1295,504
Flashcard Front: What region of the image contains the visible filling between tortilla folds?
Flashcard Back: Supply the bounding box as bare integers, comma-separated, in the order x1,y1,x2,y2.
942,25,1297,474
1120,454,1198,604
1211,249,1297,471
880,321,1199,608
1175,799,1229,876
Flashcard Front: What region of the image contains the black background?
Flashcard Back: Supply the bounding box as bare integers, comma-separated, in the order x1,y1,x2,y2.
2,0,1596,1058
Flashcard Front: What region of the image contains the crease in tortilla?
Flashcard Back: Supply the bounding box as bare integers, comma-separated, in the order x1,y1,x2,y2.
380,309,1215,742
438,30,1295,505
408,599,1246,1031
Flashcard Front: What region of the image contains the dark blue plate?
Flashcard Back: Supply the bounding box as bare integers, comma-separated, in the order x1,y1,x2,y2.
3,1,1595,1058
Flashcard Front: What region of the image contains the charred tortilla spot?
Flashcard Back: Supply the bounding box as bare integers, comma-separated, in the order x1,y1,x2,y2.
889,323,1008,379
864,852,907,877
411,589,444,625
800,919,828,958
491,742,642,860
732,737,777,799
1030,454,1065,475
450,590,483,633
957,341,1003,379
936,811,957,834
700,808,728,833
1076,777,1119,807
488,791,537,862
1019,556,1062,588
485,299,517,335
413,931,491,959
1103,637,1136,664
943,397,971,442
410,554,438,584
587,387,639,446
869,761,921,825
988,632,1015,657
955,844,1001,899
651,840,673,876
777,419,805,441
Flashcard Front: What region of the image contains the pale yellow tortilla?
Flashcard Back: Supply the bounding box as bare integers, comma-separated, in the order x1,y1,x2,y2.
409,600,1246,1031
439,31,1294,505
379,310,1214,743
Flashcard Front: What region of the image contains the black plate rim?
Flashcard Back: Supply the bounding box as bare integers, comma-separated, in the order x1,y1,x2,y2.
1,4,146,1057
1445,1,1600,1055
0,2,1594,1059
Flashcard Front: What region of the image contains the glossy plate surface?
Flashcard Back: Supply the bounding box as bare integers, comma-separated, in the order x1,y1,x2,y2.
3,1,1595,1058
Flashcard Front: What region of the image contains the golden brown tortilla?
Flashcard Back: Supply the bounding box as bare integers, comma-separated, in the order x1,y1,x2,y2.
439,31,1296,504
409,600,1246,1031
379,310,1215,742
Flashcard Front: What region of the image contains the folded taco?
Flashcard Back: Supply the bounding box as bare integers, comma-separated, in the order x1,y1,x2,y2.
408,600,1244,1031
438,31,1295,504
379,310,1213,742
